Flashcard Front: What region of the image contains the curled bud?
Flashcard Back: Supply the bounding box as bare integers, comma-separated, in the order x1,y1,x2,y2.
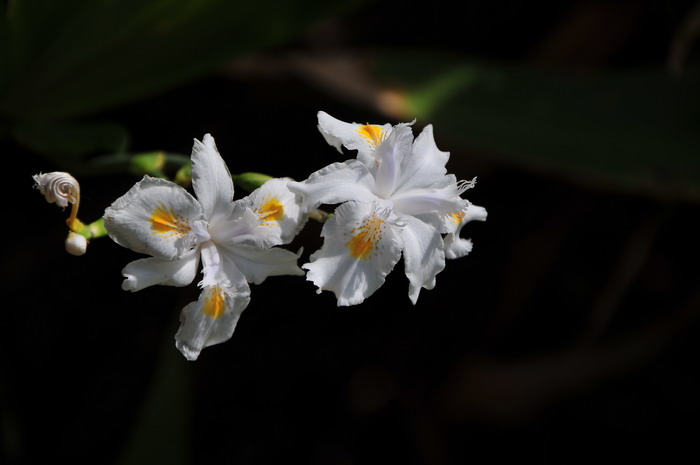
33,172,80,208
65,231,88,256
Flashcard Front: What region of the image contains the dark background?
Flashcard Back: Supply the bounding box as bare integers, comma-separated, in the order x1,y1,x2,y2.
3,1,700,464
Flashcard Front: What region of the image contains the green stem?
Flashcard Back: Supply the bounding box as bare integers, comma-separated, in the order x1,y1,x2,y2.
76,218,108,240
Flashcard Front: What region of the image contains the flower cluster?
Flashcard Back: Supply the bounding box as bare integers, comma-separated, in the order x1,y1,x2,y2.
100,113,486,359
289,112,487,305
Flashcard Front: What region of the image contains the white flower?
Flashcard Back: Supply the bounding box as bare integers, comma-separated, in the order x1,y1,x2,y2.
104,134,305,360
289,111,486,306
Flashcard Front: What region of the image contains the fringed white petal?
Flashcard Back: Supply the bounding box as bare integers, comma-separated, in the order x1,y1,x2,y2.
103,176,203,260
174,283,251,361
317,111,393,164
303,201,403,306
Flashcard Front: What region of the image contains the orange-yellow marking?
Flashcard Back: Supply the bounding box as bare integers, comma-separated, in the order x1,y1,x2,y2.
150,205,191,236
203,287,226,318
258,196,285,222
357,124,386,147
346,213,385,260
450,211,466,224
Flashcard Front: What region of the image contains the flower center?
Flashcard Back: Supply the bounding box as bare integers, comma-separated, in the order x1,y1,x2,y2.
346,212,385,260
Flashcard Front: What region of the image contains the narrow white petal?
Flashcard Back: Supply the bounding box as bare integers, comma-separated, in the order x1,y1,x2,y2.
209,208,262,246
220,243,304,285
122,249,200,292
392,187,468,217
174,283,251,361
444,203,487,259
394,124,450,193
400,215,446,305
191,134,235,223
288,160,377,212
373,124,414,198
317,111,392,163
303,201,403,306
104,176,202,260
199,241,252,292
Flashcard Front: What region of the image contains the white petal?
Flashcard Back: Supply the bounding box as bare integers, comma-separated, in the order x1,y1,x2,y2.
399,215,446,305
394,124,450,193
373,124,414,198
174,283,251,361
220,243,304,285
303,201,403,306
121,249,200,291
191,134,235,223
411,178,478,234
287,160,378,212
238,177,308,246
444,236,473,260
209,207,263,246
199,240,255,292
104,176,202,260
444,203,487,260
317,111,393,163
392,186,468,217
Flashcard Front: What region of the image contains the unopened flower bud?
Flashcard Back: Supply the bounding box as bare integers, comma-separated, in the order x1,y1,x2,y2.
65,232,88,256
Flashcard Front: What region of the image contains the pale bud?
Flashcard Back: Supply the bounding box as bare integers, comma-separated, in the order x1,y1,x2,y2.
32,172,80,208
65,232,88,256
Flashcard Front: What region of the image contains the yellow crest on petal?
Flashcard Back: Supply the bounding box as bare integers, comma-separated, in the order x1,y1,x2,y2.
203,286,226,319
258,196,285,222
150,204,191,237
357,124,386,147
346,213,385,260
450,211,466,225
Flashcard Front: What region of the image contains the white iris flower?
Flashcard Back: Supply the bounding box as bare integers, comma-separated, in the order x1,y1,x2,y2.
104,134,305,360
289,112,486,306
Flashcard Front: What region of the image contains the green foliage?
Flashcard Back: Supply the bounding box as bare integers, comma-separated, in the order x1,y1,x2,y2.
0,0,352,166
232,171,274,193
376,50,700,203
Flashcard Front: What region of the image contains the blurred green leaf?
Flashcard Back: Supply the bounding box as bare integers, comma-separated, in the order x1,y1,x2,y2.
375,50,700,202
0,0,353,120
11,119,130,169
232,171,274,193
118,317,193,465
